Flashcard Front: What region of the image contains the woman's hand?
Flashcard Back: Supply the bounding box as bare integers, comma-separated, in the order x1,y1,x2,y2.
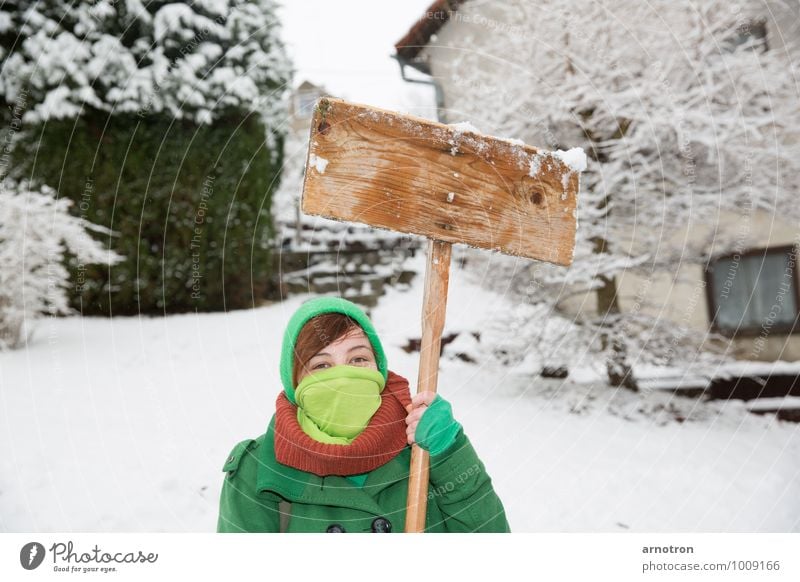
405,391,437,445
405,391,463,455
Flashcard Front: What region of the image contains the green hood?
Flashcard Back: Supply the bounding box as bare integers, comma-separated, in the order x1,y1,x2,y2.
279,296,388,404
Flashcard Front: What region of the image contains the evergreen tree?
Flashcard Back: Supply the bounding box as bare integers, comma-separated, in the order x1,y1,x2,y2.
0,0,293,314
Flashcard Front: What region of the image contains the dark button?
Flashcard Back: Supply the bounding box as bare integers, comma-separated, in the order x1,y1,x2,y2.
326,524,346,533
371,517,392,533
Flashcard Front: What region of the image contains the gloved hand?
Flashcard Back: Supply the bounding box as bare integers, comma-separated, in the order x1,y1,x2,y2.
405,391,462,456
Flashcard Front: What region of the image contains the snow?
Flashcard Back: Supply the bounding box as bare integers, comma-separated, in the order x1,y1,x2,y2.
442,331,480,362
0,250,798,532
308,153,329,174
528,154,542,177
502,137,526,146
626,361,800,385
449,120,482,134
715,360,800,379
154,4,215,42
0,12,13,34
553,147,588,173
746,397,800,412
1,1,292,126
637,377,709,391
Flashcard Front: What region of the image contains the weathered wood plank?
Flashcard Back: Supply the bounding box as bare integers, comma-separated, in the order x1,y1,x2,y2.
301,97,580,265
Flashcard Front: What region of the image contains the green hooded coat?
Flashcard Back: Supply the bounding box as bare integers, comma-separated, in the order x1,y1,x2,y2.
217,414,510,533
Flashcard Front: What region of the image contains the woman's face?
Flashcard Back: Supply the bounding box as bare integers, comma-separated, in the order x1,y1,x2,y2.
298,326,377,383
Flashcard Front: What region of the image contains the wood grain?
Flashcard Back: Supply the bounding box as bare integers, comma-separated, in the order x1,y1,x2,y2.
301,97,579,265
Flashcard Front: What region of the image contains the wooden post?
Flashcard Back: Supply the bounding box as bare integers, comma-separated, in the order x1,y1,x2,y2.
405,239,452,532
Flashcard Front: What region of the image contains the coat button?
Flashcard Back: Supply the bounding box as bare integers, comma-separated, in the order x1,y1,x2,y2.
371,517,392,533
326,524,346,533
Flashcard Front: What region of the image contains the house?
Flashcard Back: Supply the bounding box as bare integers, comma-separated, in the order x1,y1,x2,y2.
392,1,800,410
288,80,328,134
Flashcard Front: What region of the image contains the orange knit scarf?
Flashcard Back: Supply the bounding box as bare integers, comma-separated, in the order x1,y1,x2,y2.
273,370,413,476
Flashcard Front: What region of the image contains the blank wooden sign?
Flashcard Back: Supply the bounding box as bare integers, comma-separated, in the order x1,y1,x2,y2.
301,97,582,266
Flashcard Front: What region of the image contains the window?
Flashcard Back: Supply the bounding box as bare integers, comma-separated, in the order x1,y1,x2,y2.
705,246,800,336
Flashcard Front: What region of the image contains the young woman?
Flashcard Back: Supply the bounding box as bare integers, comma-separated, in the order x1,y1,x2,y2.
217,296,510,533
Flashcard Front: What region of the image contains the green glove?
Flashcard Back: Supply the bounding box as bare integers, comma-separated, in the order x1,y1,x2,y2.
414,394,462,456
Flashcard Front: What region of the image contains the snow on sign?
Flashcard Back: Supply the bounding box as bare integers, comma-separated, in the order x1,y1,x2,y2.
300,96,585,533
301,97,584,266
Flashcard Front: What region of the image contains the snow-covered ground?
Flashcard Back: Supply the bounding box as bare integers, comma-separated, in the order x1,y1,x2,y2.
1,251,798,532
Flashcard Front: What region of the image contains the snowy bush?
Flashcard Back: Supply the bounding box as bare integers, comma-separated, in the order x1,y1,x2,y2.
0,181,121,349
441,0,800,386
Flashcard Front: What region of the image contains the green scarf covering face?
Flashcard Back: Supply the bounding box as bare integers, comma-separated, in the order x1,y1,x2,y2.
294,365,387,445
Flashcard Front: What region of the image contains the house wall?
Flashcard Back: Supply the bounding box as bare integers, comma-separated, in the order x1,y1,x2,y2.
420,1,800,362
553,207,800,361
614,209,800,361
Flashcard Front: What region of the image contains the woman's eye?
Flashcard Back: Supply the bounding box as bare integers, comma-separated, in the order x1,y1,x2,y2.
313,362,330,369
351,356,368,364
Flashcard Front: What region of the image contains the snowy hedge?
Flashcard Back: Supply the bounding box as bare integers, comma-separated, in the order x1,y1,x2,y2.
1,0,292,314
13,112,282,314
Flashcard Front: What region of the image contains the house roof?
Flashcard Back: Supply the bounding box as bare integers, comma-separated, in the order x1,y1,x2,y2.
394,0,466,63
295,80,325,93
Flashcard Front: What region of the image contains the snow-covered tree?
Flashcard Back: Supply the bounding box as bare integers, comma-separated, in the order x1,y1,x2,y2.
0,0,291,130
437,0,800,386
0,181,121,349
